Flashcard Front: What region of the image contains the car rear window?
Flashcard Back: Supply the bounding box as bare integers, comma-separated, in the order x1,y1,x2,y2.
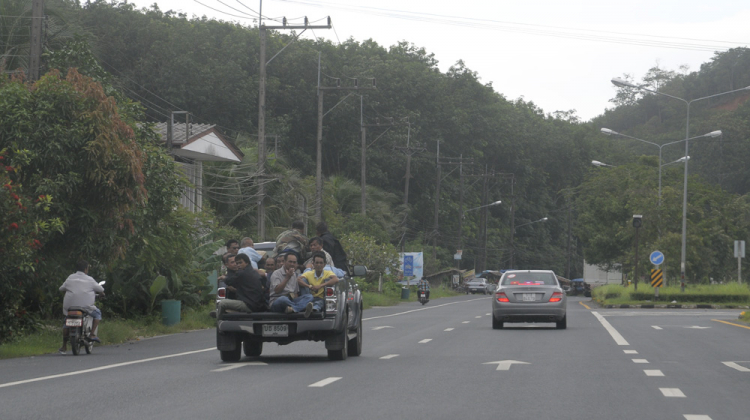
501,272,557,286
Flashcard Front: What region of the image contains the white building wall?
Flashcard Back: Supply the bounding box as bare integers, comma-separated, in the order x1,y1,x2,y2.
583,261,623,285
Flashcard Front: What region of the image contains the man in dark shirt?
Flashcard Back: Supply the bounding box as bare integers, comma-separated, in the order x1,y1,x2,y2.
316,222,349,274
218,253,267,315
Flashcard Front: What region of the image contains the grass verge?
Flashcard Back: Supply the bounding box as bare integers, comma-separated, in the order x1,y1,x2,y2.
592,283,750,307
0,303,215,360
362,285,462,309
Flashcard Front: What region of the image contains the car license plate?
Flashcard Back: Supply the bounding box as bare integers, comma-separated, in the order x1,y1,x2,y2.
262,324,288,337
65,319,82,327
522,293,536,302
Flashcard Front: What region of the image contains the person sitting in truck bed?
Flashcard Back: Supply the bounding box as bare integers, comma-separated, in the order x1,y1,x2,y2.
299,251,340,312
303,237,346,278
268,253,315,317
218,253,267,315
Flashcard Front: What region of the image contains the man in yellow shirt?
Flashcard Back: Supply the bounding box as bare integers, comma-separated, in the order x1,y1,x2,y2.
300,251,340,311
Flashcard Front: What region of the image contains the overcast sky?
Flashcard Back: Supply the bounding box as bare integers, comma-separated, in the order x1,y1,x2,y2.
124,0,750,121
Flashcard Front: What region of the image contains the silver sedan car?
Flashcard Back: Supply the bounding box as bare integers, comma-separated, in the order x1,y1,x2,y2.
491,270,567,329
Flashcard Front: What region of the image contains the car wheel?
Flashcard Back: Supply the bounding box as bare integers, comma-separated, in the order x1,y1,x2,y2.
492,316,504,329
556,315,567,330
243,340,263,357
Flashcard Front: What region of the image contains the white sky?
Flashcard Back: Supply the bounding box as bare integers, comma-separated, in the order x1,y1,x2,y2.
124,0,750,121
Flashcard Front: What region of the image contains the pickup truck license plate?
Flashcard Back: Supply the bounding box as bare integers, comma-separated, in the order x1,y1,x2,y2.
262,324,288,337
522,293,536,302
65,319,82,327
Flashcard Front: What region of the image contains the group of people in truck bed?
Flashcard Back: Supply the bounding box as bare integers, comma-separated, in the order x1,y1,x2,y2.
214,221,349,318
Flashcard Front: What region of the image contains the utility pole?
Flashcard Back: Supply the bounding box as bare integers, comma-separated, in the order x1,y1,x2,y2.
393,121,424,257
432,151,468,262
361,114,396,215
29,0,44,81
257,17,331,239
316,77,375,222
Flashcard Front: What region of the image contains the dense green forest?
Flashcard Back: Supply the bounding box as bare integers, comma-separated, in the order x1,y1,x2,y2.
2,0,749,340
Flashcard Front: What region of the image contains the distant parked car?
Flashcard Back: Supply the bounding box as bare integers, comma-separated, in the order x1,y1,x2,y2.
491,270,567,329
465,278,490,295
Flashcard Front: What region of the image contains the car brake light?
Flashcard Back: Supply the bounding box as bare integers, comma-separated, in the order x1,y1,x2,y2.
218,288,226,298
496,292,509,303
549,292,563,302
325,286,335,297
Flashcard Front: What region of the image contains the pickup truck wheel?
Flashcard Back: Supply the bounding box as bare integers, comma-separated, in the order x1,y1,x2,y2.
327,313,348,361
243,340,263,357
220,336,242,362
347,309,362,357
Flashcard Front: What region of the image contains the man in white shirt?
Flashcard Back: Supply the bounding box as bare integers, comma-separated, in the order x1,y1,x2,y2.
59,260,105,353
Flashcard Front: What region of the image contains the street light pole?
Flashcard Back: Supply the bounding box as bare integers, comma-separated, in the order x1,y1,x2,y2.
612,77,748,284
600,128,720,205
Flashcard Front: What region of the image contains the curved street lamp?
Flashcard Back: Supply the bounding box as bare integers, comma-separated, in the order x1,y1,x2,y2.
611,77,746,284
600,128,721,206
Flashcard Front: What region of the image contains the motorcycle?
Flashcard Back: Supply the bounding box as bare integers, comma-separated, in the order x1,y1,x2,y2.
419,291,429,305
64,281,105,356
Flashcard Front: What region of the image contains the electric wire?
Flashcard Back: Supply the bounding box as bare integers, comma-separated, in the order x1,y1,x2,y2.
269,0,747,51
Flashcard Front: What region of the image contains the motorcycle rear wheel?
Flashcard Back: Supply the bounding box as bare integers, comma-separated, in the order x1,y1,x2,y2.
71,331,81,356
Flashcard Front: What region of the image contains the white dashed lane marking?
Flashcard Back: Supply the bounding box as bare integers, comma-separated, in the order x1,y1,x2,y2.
444,328,454,331
624,350,638,354
652,326,663,330
633,359,649,364
211,362,267,372
380,354,399,360
418,339,432,344
684,416,712,420
475,316,482,318
462,321,470,324
309,377,342,387
660,388,686,397
485,313,491,316
644,370,664,377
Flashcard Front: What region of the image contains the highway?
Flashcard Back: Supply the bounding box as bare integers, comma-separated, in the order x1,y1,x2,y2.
1,295,748,420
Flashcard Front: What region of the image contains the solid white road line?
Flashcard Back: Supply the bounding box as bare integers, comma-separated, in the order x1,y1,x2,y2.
660,388,686,397
444,328,454,331
380,354,399,360
722,361,750,372
592,311,629,346
362,298,486,321
652,326,663,330
309,377,342,387
684,415,712,420
372,326,394,330
0,347,214,389
462,321,470,324
418,339,432,344
644,370,664,377
624,350,638,354
211,362,267,372
633,359,649,364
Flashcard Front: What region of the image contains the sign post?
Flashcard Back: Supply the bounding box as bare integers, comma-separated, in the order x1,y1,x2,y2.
649,250,664,299
735,240,745,284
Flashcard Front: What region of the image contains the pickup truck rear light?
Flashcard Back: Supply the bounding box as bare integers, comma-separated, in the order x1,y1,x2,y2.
325,286,335,297
217,288,226,299
496,292,509,303
549,292,563,302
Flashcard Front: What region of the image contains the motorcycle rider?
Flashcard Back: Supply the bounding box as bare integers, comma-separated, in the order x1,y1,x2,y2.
417,278,430,301
59,260,105,354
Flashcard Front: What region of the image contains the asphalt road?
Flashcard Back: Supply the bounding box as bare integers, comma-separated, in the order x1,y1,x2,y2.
1,295,748,420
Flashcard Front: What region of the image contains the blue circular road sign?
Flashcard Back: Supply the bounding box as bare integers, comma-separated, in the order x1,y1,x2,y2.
650,251,664,266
